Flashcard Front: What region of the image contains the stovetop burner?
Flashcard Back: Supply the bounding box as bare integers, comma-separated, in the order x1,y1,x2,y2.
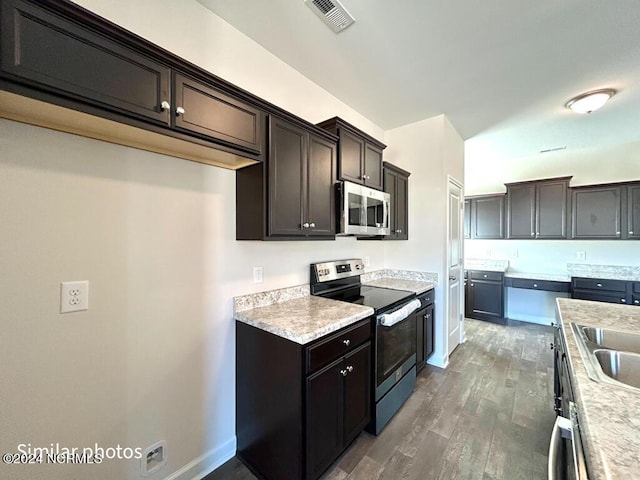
310,259,415,314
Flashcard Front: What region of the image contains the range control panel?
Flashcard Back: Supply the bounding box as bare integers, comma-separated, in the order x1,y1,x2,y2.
311,259,364,283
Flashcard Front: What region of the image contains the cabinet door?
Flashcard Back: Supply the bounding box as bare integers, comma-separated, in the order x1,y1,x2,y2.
174,74,264,154
268,117,305,236
473,196,505,239
364,143,383,190
1,0,170,125
627,185,640,239
384,168,398,237
467,279,504,322
306,359,344,480
572,290,629,305
343,342,371,446
395,173,409,240
464,199,472,239
571,186,622,239
338,129,365,184
307,134,337,236
537,180,568,239
415,308,426,372
425,304,434,359
507,184,536,239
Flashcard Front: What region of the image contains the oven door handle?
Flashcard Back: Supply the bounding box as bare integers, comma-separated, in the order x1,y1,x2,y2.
379,299,421,327
548,415,572,480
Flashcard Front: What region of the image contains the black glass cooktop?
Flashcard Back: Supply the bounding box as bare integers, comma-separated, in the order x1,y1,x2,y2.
323,284,415,314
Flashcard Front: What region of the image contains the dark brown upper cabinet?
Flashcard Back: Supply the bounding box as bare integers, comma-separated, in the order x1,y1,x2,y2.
317,117,385,190
0,0,298,169
173,74,264,155
628,185,640,240
383,162,410,240
571,182,640,240
465,194,505,239
236,116,337,240
0,0,171,126
506,177,570,239
571,185,622,239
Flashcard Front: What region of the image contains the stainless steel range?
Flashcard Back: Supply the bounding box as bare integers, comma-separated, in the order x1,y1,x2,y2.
310,259,420,434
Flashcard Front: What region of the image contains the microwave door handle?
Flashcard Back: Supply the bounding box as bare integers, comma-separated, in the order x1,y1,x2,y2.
361,197,367,227
548,415,572,480
383,196,389,230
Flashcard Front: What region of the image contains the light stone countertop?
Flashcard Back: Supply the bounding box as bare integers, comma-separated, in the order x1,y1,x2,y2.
567,263,640,282
464,258,509,272
363,278,436,294
555,298,640,480
505,272,571,282
234,295,373,345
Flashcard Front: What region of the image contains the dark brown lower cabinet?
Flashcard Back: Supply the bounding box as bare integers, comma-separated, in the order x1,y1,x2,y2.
415,290,435,372
571,277,634,305
465,270,505,324
237,319,372,480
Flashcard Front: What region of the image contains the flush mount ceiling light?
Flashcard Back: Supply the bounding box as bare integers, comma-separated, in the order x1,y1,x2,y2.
565,89,616,114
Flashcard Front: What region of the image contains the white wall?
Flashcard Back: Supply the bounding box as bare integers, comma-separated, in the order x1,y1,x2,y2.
0,1,402,479
384,115,464,368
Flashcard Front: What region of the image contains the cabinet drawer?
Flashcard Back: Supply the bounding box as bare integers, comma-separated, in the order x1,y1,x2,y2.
418,289,434,306
633,282,640,294
306,320,371,374
505,278,570,293
572,290,629,305
572,277,627,293
469,270,503,282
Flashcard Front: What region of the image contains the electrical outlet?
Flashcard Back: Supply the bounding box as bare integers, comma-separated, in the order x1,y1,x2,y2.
576,251,586,261
60,281,89,313
253,266,263,283
512,249,519,258
140,440,166,477
364,256,371,267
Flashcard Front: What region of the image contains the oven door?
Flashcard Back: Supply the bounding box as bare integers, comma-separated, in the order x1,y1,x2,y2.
340,181,390,236
375,309,416,398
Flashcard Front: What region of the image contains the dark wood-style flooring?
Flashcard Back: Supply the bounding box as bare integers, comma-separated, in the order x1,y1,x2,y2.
207,318,555,480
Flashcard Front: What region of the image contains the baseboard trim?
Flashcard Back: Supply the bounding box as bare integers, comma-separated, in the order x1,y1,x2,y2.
163,437,236,480
427,353,449,369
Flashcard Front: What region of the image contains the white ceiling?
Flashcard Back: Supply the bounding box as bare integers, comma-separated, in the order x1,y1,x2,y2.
197,0,640,165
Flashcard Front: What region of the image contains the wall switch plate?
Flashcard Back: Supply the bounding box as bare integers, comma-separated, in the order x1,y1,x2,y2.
60,281,89,313
140,440,166,477
253,266,263,283
576,251,586,261
512,249,519,258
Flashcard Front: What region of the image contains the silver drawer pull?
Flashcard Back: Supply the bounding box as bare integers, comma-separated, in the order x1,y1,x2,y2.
533,283,538,288
596,283,602,287
634,300,639,305
342,339,350,346
483,274,488,278
621,299,626,303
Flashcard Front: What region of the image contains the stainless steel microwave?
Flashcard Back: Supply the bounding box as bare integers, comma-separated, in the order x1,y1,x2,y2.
338,181,390,236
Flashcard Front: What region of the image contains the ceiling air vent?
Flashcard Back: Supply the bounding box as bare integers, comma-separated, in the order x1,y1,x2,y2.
305,0,355,33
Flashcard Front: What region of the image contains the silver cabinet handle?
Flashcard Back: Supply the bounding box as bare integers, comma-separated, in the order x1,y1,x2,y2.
630,231,634,235
302,222,310,229
533,283,538,288
621,298,626,303
176,106,186,115
634,300,639,305
343,339,350,346
346,365,354,372
361,175,371,180
550,342,554,350
596,283,602,287
483,274,488,278
449,275,457,281
160,100,170,111
395,229,402,233
531,232,535,237
616,231,621,235
470,283,474,287
309,222,316,228
340,369,348,377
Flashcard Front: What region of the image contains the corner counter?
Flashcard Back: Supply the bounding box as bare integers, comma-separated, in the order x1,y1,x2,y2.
555,298,640,479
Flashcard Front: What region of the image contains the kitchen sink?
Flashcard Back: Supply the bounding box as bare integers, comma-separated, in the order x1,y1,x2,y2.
594,350,640,389
581,327,640,355
571,323,640,391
